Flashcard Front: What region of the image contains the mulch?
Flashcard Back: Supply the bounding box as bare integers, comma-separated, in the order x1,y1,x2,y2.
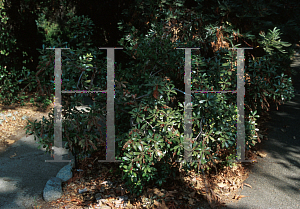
32,109,272,209
0,102,52,154
32,142,261,209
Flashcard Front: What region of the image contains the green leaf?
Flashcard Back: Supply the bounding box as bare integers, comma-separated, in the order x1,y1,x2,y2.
122,157,130,161
215,131,221,135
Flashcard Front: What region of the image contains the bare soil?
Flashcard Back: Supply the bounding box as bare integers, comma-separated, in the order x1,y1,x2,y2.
0,94,54,154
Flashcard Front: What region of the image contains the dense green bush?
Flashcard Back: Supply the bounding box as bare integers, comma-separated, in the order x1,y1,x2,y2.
0,0,45,105
0,1,29,105
111,23,254,195
23,0,296,197
25,13,109,167
245,27,294,113
112,10,295,195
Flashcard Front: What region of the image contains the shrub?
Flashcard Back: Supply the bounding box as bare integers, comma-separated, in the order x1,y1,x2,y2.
112,20,295,195
25,13,108,168
24,2,296,197
0,1,25,105
0,1,44,105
